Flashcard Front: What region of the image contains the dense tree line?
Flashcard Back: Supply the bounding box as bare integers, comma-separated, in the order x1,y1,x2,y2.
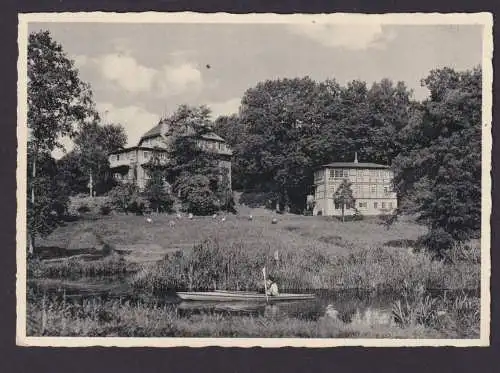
214,76,413,213
214,69,482,248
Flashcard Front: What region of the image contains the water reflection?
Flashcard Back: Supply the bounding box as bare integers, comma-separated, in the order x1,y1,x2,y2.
28,277,473,329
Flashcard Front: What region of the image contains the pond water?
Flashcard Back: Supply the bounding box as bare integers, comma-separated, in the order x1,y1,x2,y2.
28,276,476,327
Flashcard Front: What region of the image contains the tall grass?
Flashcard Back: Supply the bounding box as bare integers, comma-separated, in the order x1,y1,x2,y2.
391,285,480,338
27,292,447,338
131,239,480,294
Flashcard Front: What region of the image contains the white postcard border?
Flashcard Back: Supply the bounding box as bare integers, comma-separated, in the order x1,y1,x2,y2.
16,11,493,348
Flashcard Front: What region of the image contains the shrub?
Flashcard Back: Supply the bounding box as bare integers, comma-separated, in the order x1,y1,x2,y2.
239,191,279,209
99,203,112,216
418,228,455,258
107,183,149,215
77,204,90,213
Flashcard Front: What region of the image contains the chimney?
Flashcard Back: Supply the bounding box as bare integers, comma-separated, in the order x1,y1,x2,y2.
354,152,358,164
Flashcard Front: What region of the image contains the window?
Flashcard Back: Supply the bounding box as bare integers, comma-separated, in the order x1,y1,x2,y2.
371,186,376,193
332,169,349,178
382,202,387,209
117,154,120,161
374,202,378,209
384,187,388,193
389,202,393,209
144,151,149,159
334,202,342,209
359,202,367,209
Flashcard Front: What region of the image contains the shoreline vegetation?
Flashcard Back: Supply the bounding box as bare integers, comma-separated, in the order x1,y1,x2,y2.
26,212,480,339
27,286,479,338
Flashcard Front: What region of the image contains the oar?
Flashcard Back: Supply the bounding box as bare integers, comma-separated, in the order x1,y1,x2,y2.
262,267,269,304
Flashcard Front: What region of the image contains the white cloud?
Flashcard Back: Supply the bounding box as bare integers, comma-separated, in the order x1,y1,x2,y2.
72,54,89,68
93,52,203,97
96,53,157,93
97,102,160,146
207,98,241,118
288,24,393,50
157,63,203,96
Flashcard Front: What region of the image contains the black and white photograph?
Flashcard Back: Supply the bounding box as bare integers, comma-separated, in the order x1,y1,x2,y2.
16,12,492,347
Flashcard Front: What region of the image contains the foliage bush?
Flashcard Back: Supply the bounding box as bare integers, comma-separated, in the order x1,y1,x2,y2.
99,202,112,216
77,203,90,213
107,183,150,215
177,175,220,215
239,191,279,209
418,229,455,259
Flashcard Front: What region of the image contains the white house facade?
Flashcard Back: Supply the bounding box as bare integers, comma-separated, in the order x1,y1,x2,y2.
313,156,397,216
108,119,232,190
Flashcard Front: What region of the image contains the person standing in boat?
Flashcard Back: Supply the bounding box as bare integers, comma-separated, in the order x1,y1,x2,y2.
266,275,279,296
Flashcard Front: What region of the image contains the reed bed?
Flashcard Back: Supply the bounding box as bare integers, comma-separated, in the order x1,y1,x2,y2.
26,291,478,338
131,239,480,294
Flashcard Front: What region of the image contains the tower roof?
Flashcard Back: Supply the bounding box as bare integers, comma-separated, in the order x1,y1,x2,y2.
139,123,227,144
318,162,391,170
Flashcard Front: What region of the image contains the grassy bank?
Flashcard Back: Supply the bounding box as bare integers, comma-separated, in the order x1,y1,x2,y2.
36,213,428,262
28,253,136,279
26,291,478,338
131,239,480,294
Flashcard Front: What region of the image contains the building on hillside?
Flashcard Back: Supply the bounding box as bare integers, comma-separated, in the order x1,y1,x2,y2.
312,154,397,216
108,119,232,190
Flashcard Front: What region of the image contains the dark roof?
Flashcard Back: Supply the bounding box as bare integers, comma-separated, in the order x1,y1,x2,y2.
139,123,227,143
109,146,167,155
140,124,162,140
319,162,390,169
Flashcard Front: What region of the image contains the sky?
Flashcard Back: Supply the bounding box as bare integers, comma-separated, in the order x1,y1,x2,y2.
27,22,483,157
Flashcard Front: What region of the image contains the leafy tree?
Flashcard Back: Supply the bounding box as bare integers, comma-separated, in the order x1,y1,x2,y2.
162,105,230,214
27,152,70,245
237,77,320,212
27,30,96,253
163,105,220,185
333,179,355,222
177,174,219,215
57,151,88,195
393,67,481,254
143,151,174,213
73,121,127,195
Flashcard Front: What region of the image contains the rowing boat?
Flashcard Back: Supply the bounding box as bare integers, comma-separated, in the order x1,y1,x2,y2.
176,291,315,302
